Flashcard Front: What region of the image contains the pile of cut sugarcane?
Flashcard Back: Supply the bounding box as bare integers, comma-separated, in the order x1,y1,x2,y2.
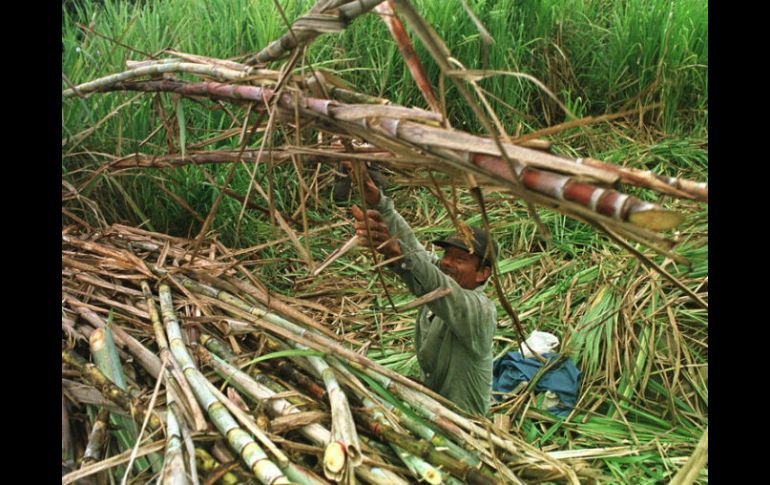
62,223,602,484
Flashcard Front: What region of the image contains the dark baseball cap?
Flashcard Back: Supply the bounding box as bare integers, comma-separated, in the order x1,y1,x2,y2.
433,226,499,267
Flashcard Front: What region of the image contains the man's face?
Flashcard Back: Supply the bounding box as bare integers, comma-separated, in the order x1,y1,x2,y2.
439,246,491,290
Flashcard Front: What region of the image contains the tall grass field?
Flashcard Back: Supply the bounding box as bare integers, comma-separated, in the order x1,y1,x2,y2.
63,0,708,483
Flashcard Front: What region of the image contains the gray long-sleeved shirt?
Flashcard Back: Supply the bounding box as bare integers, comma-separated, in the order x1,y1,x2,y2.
376,195,497,415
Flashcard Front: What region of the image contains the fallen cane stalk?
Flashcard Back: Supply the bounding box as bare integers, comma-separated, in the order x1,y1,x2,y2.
360,396,441,484
142,280,209,431
173,274,455,408
162,393,190,485
158,284,291,485
197,366,327,485
303,352,362,478
205,350,407,485
356,412,501,485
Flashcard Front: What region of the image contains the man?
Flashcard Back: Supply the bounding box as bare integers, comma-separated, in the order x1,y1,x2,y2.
348,164,498,415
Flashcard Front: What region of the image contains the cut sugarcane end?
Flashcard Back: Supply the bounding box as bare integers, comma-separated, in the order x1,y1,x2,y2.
89,328,106,350
347,444,363,466
628,210,685,231
423,467,442,485
324,441,347,474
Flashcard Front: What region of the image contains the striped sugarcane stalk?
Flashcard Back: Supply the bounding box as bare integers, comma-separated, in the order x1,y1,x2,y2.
141,280,208,432
200,377,328,485
87,79,684,232
162,394,190,485
62,62,251,97
244,0,386,65
574,156,708,203
199,334,237,362
158,284,291,485
175,275,451,407
356,412,500,485
466,152,683,231
205,351,409,485
302,351,362,479
359,396,442,484
194,448,240,485
88,327,156,475
366,393,481,467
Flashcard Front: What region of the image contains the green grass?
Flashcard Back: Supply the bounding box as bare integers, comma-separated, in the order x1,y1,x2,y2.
62,0,708,482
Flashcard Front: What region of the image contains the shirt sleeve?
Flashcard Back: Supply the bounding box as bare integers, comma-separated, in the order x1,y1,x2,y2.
377,195,496,357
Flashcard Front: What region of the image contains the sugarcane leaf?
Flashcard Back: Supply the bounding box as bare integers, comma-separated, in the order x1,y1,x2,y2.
176,97,186,159
537,417,566,445
238,349,325,368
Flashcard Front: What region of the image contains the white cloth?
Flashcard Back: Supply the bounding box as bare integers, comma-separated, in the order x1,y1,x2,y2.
519,330,559,358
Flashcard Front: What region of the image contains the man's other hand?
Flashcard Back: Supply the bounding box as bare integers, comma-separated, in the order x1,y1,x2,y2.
351,205,402,260
341,161,380,206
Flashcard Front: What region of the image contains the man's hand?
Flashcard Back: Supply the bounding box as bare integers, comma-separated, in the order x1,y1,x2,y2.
342,161,380,206
351,205,402,260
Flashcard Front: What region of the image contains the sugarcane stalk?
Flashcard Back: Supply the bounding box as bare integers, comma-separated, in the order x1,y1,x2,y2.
275,360,327,402
162,395,190,485
222,275,342,341
205,351,407,485
81,408,110,468
391,445,443,485
468,152,683,231
244,0,386,65
109,149,295,169
576,156,708,203
141,280,208,432
194,448,240,485
360,396,442,484
89,78,685,232
375,0,441,113
366,393,481,467
88,327,155,475
200,334,237,362
158,284,291,485
200,375,328,485
357,412,500,485
302,352,362,479
65,295,163,379
175,274,451,407
62,62,250,97
356,362,575,483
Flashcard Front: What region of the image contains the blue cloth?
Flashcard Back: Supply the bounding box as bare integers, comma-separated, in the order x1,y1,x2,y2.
492,352,581,417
